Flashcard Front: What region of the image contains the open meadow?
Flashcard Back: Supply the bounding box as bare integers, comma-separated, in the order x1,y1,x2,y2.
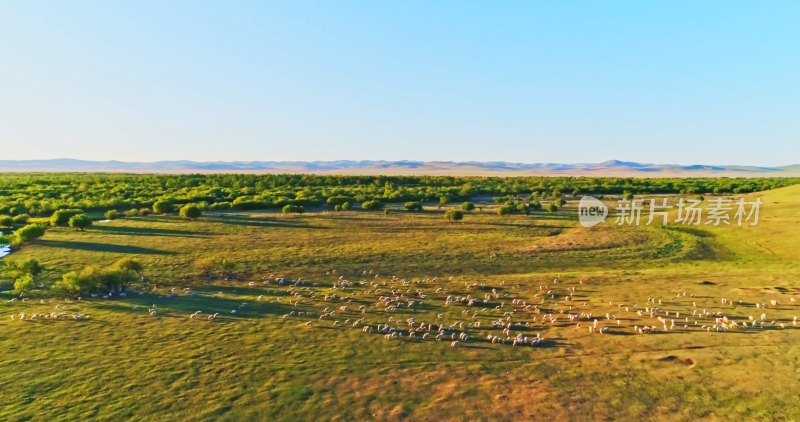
5,2,800,419
1,183,800,421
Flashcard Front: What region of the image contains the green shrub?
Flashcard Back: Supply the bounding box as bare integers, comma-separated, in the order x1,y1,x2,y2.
15,224,45,244
179,203,202,220
404,201,422,211
50,209,84,226
209,201,232,211
12,274,34,295
497,204,514,216
51,271,83,296
282,204,304,214
69,214,93,231
444,209,464,222
326,196,355,207
152,200,174,214
361,200,384,211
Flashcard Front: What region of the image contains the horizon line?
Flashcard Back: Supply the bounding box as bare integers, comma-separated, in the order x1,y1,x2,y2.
2,158,798,168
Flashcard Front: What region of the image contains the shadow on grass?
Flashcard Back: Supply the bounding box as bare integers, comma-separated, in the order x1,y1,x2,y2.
668,226,716,238
101,293,295,319
193,285,294,298
204,216,324,229
38,240,175,255
91,225,210,238
312,213,426,222
474,220,564,230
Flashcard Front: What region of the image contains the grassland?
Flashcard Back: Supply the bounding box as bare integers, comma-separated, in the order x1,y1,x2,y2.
1,186,800,421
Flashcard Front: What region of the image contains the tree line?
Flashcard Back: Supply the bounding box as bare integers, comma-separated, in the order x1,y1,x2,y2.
0,173,795,218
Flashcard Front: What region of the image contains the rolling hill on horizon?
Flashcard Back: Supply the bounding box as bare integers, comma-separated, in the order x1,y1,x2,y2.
0,159,798,176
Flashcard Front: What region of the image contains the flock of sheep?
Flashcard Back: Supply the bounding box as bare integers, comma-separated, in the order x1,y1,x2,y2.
6,270,799,352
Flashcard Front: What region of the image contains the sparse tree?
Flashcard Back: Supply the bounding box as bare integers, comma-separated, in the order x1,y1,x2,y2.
497,204,513,216
4,258,43,295
326,196,355,208
112,257,144,280
152,200,174,214
68,214,93,231
404,201,422,211
51,271,82,296
12,274,34,295
361,200,384,211
97,269,125,291
179,203,202,220
15,224,45,244
53,265,102,294
282,204,304,214
444,209,464,222
461,201,475,211
50,209,84,226
105,210,120,220
3,258,43,280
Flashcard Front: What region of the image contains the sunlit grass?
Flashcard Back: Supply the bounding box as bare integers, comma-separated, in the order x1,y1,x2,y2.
2,188,800,420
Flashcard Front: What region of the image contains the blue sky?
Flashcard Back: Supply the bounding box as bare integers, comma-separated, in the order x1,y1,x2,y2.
1,1,798,165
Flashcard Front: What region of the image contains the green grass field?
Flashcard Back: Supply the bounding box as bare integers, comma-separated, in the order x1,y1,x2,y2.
2,186,800,421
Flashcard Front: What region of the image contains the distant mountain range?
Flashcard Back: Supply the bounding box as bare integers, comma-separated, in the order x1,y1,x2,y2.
1,159,798,176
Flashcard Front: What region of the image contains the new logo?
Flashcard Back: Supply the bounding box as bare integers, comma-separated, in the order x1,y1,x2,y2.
578,196,608,227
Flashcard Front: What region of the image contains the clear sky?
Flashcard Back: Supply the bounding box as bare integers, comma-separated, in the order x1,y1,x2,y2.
1,1,798,165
